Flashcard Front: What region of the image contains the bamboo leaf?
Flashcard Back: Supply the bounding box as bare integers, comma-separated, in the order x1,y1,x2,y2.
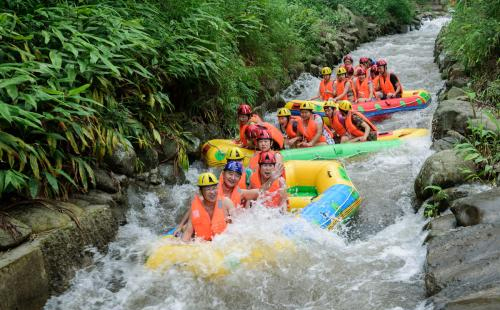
68,83,91,96
49,50,62,70
30,154,40,179
28,178,39,198
45,171,59,194
0,103,13,122
0,75,34,88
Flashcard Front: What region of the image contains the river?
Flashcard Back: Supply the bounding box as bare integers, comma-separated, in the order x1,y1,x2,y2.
45,17,450,310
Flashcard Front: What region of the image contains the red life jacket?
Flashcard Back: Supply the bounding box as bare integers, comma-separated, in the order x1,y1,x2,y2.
249,172,283,208
239,114,263,147
319,80,334,101
190,195,227,241
331,111,377,137
355,78,371,99
297,114,327,144
379,73,403,96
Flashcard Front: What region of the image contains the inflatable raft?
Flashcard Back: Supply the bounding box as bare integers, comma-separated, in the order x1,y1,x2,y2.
285,89,431,119
201,128,428,166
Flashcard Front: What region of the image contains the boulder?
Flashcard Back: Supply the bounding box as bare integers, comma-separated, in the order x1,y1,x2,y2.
451,187,500,227
432,285,500,310
93,168,119,193
447,63,470,88
432,99,475,140
414,150,475,200
425,224,500,297
136,146,159,171
0,217,31,250
185,136,201,157
159,138,178,162
424,213,456,243
431,135,462,151
158,163,186,185
105,144,137,177
468,116,499,133
9,204,73,234
72,190,116,207
445,87,466,100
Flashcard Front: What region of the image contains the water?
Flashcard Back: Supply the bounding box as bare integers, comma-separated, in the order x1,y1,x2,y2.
45,17,450,310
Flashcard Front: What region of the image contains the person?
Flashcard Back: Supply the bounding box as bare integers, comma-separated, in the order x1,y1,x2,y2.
376,59,403,99
249,151,287,210
353,67,375,102
358,57,372,77
180,172,233,241
329,100,378,143
277,108,301,148
332,66,357,102
322,100,337,141
237,104,263,148
297,102,328,147
248,129,284,174
310,67,334,101
343,54,353,66
221,147,248,189
344,64,354,79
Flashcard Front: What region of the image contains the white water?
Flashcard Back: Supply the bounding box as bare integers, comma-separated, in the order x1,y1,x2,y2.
45,17,450,310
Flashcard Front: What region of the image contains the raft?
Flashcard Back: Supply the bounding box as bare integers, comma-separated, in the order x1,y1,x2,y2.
285,89,431,119
286,160,361,229
201,128,429,166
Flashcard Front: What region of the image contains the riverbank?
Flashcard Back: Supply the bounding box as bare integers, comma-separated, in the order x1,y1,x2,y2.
414,13,500,309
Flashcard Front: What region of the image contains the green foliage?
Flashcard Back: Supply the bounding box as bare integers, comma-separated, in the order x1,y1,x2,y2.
454,110,500,182
423,185,449,218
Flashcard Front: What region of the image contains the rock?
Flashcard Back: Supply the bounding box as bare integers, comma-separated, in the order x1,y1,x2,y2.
309,64,320,76
0,217,32,250
311,55,324,66
424,213,456,243
148,168,162,186
288,62,305,81
93,168,119,193
414,150,475,200
136,146,159,171
185,136,201,157
9,204,73,234
432,99,475,140
432,285,500,310
451,187,500,227
266,93,286,112
447,63,469,88
159,138,178,162
158,163,186,185
72,190,116,207
468,116,499,133
105,143,137,177
425,224,500,297
431,135,461,151
445,87,466,100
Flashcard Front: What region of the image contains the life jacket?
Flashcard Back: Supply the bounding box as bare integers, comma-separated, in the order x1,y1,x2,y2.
249,171,283,208
239,114,263,147
190,195,227,241
261,122,285,149
331,111,377,137
319,80,334,101
355,78,371,99
334,79,357,101
347,79,357,102
297,114,327,143
280,116,300,139
379,73,403,96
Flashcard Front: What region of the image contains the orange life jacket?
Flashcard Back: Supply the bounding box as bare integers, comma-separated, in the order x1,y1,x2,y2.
319,80,334,101
239,114,263,147
261,122,285,149
331,111,377,137
249,172,283,208
297,114,327,143
379,73,403,96
355,78,371,99
280,116,300,139
190,195,227,241
334,79,357,101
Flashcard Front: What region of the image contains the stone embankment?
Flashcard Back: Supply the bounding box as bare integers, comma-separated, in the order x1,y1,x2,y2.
414,25,500,310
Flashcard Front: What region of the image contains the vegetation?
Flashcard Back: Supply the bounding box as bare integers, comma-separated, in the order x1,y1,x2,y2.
423,185,449,218
0,0,420,199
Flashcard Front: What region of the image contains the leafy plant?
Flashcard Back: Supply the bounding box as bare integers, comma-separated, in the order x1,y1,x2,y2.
423,185,449,218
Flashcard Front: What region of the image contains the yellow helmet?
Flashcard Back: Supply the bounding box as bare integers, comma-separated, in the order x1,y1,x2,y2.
321,66,332,75
338,100,352,111
300,102,314,111
197,172,218,187
336,67,347,75
226,147,245,160
277,108,291,117
324,101,337,109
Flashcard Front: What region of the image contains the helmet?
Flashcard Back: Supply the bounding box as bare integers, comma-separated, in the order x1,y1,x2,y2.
277,108,291,117
245,124,259,139
259,151,276,165
370,64,378,75
324,101,337,109
343,55,353,63
300,102,314,111
238,104,252,115
336,66,347,75
197,172,218,187
345,65,354,76
257,129,272,140
359,57,370,64
321,66,332,75
355,67,366,76
376,59,387,67
226,147,244,160
338,100,352,111
223,161,243,174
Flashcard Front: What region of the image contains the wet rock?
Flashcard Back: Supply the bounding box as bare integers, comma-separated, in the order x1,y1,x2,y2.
468,116,499,133
432,99,475,140
432,285,500,310
451,187,500,227
309,64,320,76
445,87,466,100
105,144,137,177
185,136,201,157
288,62,305,81
159,138,178,162
424,213,456,243
447,63,470,88
136,146,159,171
425,224,500,298
93,168,119,193
414,150,475,200
431,135,461,151
0,217,31,250
158,163,186,185
148,168,162,186
9,204,73,234
72,190,116,207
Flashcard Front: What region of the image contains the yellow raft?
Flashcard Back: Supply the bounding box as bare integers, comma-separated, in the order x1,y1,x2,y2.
201,128,429,167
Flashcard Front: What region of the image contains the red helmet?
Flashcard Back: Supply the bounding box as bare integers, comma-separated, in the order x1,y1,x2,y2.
359,57,370,64
245,124,259,139
376,59,387,67
259,151,276,165
345,65,354,76
370,64,378,74
256,129,272,141
355,67,366,76
343,55,353,63
238,104,252,115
